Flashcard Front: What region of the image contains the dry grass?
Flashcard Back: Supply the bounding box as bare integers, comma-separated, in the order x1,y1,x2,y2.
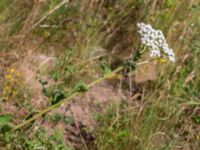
0,0,200,149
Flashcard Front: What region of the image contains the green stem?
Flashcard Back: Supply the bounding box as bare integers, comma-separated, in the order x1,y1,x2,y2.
11,92,77,131
11,66,124,131
11,59,154,132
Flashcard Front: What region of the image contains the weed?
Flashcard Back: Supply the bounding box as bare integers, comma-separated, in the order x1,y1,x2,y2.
0,0,200,150
1,68,28,105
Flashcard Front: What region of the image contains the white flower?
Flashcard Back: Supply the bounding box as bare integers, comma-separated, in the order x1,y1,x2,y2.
149,49,161,58
137,22,175,62
169,55,175,63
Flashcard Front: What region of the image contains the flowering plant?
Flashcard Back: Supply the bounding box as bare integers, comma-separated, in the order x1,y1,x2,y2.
137,22,175,63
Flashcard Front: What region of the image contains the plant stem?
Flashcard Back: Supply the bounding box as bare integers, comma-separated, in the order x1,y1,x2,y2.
11,59,154,132
11,67,123,131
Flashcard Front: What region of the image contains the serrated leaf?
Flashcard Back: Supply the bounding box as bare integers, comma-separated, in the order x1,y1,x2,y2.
100,61,112,75
51,89,65,105
74,80,88,92
0,115,12,127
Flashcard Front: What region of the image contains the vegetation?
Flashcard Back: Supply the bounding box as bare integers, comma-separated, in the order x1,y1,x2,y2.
0,0,200,149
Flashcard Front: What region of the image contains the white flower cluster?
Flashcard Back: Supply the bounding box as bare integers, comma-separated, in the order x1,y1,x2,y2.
137,22,175,63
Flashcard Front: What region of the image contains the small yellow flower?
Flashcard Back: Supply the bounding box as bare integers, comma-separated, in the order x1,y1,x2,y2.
5,74,12,79
9,68,15,73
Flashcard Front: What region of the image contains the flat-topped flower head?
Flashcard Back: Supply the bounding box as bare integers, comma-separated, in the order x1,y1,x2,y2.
137,22,175,63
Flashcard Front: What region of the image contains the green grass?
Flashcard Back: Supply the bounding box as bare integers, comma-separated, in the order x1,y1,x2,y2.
0,0,200,149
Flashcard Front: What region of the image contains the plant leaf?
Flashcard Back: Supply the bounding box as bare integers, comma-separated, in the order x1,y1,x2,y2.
51,89,65,105
100,61,112,75
0,114,12,127
74,80,88,92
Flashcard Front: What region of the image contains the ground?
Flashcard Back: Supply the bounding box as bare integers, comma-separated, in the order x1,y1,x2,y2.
0,0,200,150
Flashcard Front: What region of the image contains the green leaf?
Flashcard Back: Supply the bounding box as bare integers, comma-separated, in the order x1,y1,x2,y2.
51,89,65,105
39,79,48,86
164,0,176,8
133,50,141,61
42,87,50,97
64,115,73,124
100,61,112,75
192,115,200,124
74,80,89,92
0,114,12,127
125,58,136,70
